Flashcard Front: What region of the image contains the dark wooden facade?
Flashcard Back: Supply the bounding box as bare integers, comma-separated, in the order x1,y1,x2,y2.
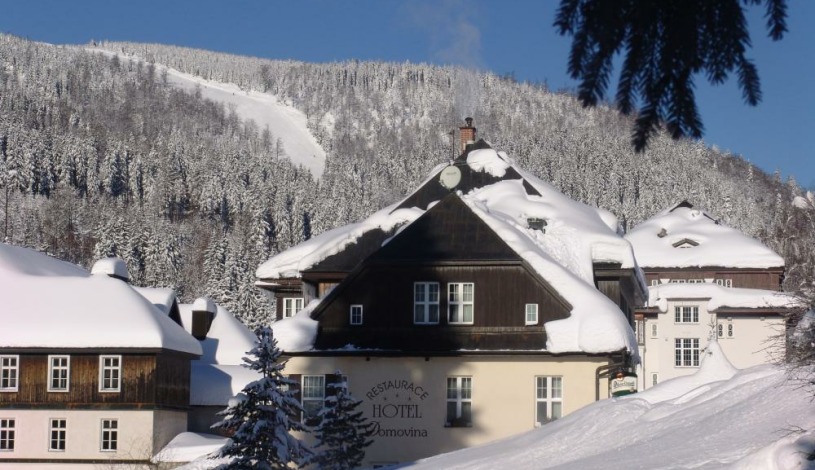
0,351,192,409
643,267,784,291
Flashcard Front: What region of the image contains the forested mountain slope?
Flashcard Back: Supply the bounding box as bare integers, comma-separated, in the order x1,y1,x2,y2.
0,34,812,327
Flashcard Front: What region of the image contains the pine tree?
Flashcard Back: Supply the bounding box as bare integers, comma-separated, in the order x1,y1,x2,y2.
212,327,311,469
308,370,374,470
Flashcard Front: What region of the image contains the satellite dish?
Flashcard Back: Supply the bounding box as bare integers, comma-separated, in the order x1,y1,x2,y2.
439,165,461,189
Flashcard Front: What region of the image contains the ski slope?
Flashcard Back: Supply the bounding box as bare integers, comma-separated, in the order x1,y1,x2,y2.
87,48,326,178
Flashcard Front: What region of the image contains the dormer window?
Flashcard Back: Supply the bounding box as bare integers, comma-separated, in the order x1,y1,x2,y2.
527,218,547,232
672,238,699,249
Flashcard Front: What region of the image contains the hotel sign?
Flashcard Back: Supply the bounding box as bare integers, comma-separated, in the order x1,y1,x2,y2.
365,379,430,438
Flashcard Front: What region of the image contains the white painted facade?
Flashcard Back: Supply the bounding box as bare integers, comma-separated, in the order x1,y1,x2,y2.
0,409,185,468
637,298,785,390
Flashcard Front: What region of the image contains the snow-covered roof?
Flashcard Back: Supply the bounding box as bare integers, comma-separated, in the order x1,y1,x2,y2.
645,283,802,313
268,147,640,356
0,243,201,355
190,363,260,406
133,286,178,315
153,432,228,464
626,202,784,269
91,257,130,281
178,301,257,364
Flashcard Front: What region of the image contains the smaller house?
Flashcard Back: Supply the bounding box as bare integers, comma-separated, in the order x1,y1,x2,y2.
626,202,801,389
0,244,202,468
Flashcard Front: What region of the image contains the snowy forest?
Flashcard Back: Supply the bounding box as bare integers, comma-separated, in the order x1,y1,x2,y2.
1,33,813,328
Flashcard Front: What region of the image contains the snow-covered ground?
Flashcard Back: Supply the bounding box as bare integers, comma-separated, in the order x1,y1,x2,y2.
87,48,327,178
399,343,815,470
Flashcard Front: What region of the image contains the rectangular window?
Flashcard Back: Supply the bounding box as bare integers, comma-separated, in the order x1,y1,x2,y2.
350,305,363,325
448,283,474,324
414,282,440,324
0,418,14,451
535,376,562,426
99,356,121,392
49,419,66,451
283,297,304,318
715,279,733,288
675,338,700,367
0,356,18,392
718,323,724,338
636,320,645,344
101,419,118,452
652,373,659,386
674,306,699,323
651,323,658,338
650,279,658,286
302,375,325,423
48,356,70,392
445,377,472,427
727,322,734,338
525,304,539,325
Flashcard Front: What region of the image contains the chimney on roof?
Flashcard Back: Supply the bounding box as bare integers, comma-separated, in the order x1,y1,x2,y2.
191,297,217,340
91,258,130,282
459,117,476,153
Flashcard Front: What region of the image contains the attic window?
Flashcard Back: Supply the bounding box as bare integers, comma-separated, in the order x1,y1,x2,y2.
527,218,547,231
672,238,699,249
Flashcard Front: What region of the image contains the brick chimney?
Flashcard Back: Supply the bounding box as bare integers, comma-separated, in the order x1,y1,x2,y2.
459,117,476,152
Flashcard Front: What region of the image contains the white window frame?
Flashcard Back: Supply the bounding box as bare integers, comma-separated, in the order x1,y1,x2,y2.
727,321,734,339
48,355,70,392
445,376,472,427
0,418,14,451
525,304,539,325
447,283,474,324
350,304,363,325
535,376,562,426
283,297,304,318
302,375,325,423
49,418,66,452
0,355,19,392
414,282,440,324
674,306,699,324
100,419,118,452
650,323,658,338
715,279,733,288
675,338,700,367
651,373,659,386
650,279,658,286
99,355,122,392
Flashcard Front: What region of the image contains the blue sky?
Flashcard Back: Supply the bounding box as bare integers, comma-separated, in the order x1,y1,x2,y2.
2,0,813,187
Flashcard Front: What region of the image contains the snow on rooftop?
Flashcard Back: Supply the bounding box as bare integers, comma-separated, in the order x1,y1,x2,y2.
265,148,641,356
646,283,803,312
626,203,784,269
90,257,130,280
0,243,201,355
400,344,815,470
190,363,260,406
133,286,177,315
192,296,217,313
270,300,319,352
153,432,228,464
178,302,257,364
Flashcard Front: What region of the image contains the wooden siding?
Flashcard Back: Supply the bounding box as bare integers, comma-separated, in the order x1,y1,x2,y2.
0,352,190,409
313,263,571,351
644,268,784,291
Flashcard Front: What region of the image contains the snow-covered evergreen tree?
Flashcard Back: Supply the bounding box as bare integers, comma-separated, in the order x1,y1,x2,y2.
308,370,374,470
212,326,310,469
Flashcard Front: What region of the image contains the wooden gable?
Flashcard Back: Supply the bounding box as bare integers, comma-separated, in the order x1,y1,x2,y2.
308,193,573,352
372,194,520,263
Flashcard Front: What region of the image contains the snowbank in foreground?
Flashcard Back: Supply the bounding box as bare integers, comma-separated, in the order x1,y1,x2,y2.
400,343,815,470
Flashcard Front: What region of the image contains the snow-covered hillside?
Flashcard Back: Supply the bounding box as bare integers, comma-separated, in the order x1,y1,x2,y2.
87,48,327,178
400,343,815,470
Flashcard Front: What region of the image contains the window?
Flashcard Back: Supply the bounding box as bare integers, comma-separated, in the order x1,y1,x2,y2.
302,375,325,423
674,306,699,323
0,418,14,451
48,356,69,392
715,279,733,288
675,338,700,367
448,283,474,324
414,282,440,324
651,323,658,338
636,320,645,344
445,377,472,427
0,356,18,392
525,304,539,325
101,419,118,452
350,305,363,325
49,419,66,451
283,297,304,318
535,376,562,426
650,279,658,286
717,324,724,338
651,373,659,386
99,356,121,392
727,323,734,338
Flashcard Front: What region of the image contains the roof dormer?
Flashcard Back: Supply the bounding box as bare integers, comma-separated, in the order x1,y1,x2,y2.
672,238,699,249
